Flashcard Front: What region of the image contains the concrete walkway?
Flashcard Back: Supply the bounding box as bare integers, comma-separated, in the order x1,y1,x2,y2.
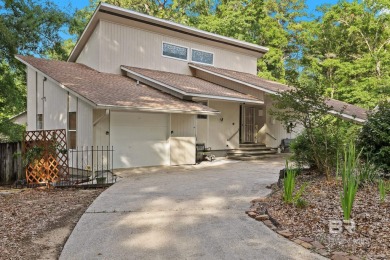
60,157,325,260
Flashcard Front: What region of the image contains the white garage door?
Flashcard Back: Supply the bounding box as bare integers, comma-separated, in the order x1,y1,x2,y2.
110,111,170,168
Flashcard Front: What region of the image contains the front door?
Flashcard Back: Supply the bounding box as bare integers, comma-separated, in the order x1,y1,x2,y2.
241,106,255,143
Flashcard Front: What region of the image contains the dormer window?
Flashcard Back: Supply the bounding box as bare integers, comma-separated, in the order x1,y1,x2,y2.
191,49,214,65
162,42,188,61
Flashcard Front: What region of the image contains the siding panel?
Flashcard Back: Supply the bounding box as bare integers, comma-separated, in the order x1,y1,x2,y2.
98,20,257,75
208,101,240,150
43,80,67,130
26,68,36,131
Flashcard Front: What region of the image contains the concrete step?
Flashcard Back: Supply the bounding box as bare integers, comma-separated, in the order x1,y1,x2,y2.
227,149,277,156
232,146,272,151
227,153,280,161
239,143,266,148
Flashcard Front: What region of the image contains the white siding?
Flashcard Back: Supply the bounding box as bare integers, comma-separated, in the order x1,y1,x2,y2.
170,114,196,137
77,99,93,148
36,74,44,115
208,101,240,150
43,80,67,130
93,109,110,147
26,68,36,131
91,20,257,75
262,94,302,147
110,111,170,168
77,22,101,71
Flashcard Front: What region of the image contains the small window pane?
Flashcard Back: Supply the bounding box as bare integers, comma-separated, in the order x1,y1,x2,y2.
192,49,213,65
36,114,43,130
68,131,76,149
163,42,188,60
69,112,76,130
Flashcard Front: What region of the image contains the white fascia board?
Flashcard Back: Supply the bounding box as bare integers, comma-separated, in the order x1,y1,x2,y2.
189,64,280,96
15,56,97,108
96,104,220,115
191,94,264,104
121,66,263,104
327,110,366,124
68,3,102,62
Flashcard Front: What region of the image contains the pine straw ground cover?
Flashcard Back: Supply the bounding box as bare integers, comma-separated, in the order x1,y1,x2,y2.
0,187,104,260
261,171,389,259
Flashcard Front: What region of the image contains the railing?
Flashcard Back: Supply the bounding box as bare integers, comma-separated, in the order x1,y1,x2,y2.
56,146,116,187
266,132,277,140
227,129,240,141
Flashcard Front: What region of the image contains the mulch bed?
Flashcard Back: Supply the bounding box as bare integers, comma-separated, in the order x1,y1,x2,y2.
250,171,390,260
0,187,104,260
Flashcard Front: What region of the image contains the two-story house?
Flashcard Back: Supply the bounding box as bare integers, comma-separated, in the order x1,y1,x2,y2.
16,3,367,169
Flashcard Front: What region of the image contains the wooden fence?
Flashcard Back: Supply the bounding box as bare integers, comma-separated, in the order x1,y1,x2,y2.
0,142,23,184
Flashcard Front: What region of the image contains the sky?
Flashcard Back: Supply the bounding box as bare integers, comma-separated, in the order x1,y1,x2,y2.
53,0,340,39
54,0,340,14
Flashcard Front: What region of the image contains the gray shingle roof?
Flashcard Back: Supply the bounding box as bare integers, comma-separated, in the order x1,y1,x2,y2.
16,56,218,114
189,63,368,121
121,66,262,103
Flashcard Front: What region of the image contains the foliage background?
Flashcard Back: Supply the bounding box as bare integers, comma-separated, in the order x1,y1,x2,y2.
1,0,389,141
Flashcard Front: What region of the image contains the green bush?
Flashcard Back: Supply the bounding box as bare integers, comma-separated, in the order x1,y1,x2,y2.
290,125,348,178
358,101,390,173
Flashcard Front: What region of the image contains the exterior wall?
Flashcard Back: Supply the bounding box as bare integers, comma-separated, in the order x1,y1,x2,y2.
110,111,170,168
77,98,93,147
194,70,264,101
207,100,240,150
78,20,257,75
77,22,101,71
170,114,196,165
93,109,110,147
26,68,36,131
170,114,196,137
262,94,301,147
43,80,68,130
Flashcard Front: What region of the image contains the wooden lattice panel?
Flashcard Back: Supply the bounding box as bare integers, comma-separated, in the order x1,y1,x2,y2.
23,129,69,185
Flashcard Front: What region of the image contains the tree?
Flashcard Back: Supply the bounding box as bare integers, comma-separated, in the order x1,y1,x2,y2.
298,0,390,108
0,0,70,141
358,101,390,173
270,76,358,180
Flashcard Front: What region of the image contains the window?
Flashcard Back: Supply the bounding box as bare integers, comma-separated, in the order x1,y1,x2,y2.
162,42,188,60
191,49,214,65
68,112,76,149
36,114,43,130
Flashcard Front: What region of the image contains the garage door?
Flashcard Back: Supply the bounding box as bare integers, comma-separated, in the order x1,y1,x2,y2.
110,111,170,168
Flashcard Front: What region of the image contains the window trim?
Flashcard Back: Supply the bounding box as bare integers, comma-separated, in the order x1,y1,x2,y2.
161,41,189,62
191,48,214,66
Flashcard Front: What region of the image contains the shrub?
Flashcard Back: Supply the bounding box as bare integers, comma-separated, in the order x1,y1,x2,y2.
283,161,308,205
283,165,296,204
290,123,352,179
356,158,380,184
358,101,390,173
340,142,360,221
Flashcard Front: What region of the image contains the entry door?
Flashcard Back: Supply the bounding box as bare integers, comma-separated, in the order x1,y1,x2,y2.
242,107,255,143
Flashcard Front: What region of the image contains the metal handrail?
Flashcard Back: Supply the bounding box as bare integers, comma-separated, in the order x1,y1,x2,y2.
266,132,277,140
227,129,239,141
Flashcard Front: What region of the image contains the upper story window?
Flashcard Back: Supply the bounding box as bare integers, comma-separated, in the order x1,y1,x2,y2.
191,49,214,65
162,42,188,61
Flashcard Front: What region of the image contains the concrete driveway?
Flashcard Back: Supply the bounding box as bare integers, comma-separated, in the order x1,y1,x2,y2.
60,157,324,260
